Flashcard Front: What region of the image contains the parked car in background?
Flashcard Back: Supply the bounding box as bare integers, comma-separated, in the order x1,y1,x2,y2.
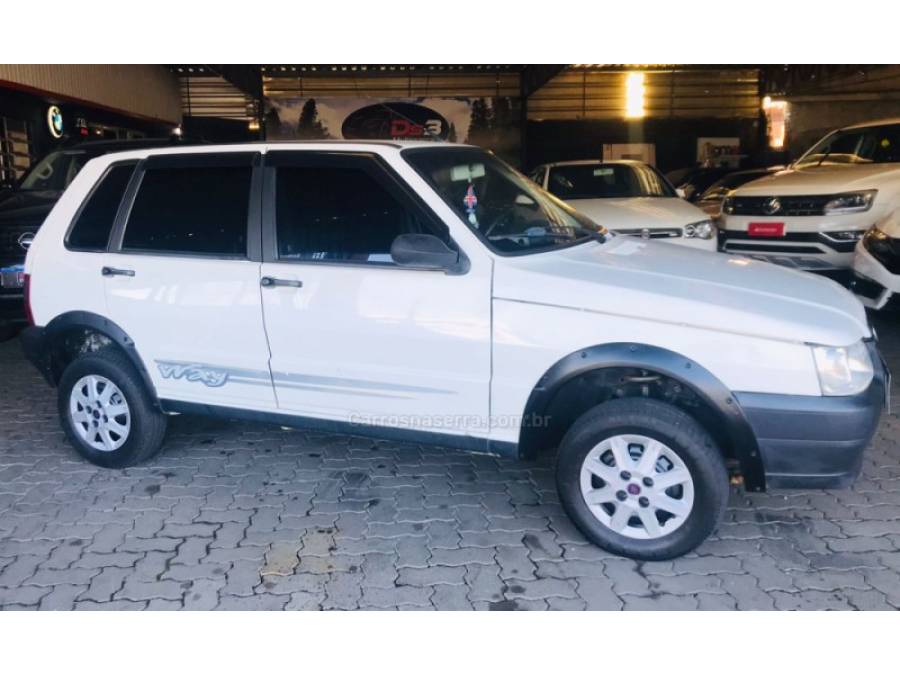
21,141,887,560
530,160,717,250
694,168,779,220
0,137,202,341
665,165,732,202
720,119,900,277
852,209,900,309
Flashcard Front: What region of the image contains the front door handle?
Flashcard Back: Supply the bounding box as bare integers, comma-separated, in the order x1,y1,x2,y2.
260,276,302,288
102,266,135,277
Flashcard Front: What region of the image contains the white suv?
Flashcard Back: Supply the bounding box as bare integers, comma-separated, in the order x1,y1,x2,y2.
21,142,888,560
721,119,900,272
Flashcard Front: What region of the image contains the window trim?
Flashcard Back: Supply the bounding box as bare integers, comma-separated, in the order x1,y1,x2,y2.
260,150,468,273
64,160,138,253
108,152,262,262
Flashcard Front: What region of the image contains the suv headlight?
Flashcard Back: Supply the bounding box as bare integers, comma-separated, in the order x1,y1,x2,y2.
823,190,877,215
683,220,715,239
811,341,873,395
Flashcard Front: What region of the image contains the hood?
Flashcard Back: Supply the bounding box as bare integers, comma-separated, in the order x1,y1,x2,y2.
493,237,869,346
735,163,900,196
0,189,59,227
567,197,709,231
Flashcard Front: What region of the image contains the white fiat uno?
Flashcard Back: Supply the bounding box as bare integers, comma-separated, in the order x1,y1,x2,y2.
21,142,888,560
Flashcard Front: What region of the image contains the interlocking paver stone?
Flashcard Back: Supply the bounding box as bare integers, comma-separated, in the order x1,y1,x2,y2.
1,312,899,610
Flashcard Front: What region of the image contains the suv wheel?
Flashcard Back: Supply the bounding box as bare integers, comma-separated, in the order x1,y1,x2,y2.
58,349,167,468
556,398,728,560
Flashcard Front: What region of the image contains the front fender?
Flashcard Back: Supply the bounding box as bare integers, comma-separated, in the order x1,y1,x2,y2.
519,342,766,491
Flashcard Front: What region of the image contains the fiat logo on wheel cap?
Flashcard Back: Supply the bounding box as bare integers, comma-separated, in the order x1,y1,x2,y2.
762,197,782,215
18,232,35,250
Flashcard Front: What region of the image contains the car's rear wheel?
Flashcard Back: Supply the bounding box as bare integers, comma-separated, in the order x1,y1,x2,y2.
58,349,167,468
556,397,728,560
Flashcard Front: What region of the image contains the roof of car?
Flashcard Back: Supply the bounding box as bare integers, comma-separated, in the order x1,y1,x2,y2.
542,159,646,168
842,118,900,130
89,140,475,162
59,137,205,153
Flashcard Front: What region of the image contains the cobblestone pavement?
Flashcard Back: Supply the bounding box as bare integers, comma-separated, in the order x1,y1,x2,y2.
1,314,899,611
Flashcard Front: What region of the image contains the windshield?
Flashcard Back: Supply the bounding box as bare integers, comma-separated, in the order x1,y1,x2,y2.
795,124,900,168
18,150,91,191
546,163,675,200
403,147,605,255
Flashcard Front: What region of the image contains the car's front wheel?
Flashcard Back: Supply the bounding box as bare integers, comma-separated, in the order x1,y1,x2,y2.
58,349,167,468
556,397,729,560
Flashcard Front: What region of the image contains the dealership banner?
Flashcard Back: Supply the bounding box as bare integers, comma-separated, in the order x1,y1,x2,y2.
265,96,521,164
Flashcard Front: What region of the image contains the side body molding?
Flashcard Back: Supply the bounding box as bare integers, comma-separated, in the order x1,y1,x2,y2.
519,342,766,491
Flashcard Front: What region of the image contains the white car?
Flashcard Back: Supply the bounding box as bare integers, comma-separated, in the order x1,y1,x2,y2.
852,208,900,309
721,119,900,272
529,160,717,250
21,142,887,560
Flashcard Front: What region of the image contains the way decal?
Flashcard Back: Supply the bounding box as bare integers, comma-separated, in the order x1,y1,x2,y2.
157,362,229,388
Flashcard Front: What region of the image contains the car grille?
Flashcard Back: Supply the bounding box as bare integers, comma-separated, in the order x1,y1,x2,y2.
863,229,900,275
615,227,682,240
728,195,832,217
721,230,856,253
0,221,40,264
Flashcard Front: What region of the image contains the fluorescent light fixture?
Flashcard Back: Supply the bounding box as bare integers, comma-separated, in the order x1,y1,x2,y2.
625,72,645,119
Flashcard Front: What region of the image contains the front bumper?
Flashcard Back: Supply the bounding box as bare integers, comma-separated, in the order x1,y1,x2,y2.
733,341,888,489
0,292,26,328
19,325,55,385
720,214,870,270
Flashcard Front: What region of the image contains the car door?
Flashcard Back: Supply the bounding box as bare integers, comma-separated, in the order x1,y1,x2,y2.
258,150,492,441
102,151,276,410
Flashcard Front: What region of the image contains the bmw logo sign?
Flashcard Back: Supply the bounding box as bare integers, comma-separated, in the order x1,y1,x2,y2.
47,106,64,139
763,197,782,215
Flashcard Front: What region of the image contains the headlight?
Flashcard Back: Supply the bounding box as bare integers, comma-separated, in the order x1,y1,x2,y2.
823,190,877,215
820,230,866,242
811,341,873,396
722,197,734,215
683,220,715,239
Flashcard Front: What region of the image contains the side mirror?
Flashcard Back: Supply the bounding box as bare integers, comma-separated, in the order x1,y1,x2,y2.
391,233,459,270
676,187,687,199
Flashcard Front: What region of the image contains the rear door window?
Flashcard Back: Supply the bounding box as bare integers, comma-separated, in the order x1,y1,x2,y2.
122,164,251,257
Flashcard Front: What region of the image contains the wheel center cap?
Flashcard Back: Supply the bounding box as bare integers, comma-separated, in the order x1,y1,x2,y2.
627,483,641,496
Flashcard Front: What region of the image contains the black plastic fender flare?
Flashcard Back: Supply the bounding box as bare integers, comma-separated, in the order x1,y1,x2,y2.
519,342,766,492
39,311,160,409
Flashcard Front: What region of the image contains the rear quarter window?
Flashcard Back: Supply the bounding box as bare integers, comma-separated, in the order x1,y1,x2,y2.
66,163,136,252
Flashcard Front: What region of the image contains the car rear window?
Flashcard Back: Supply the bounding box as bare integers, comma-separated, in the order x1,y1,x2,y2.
66,163,136,252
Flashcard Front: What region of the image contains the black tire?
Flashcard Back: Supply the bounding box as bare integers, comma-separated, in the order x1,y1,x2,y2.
556,398,728,560
57,348,167,468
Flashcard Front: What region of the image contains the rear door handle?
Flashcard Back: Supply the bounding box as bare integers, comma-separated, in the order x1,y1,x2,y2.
102,266,135,277
260,276,302,288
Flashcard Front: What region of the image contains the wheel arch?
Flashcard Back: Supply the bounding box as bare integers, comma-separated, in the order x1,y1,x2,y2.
39,311,160,409
518,342,766,491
